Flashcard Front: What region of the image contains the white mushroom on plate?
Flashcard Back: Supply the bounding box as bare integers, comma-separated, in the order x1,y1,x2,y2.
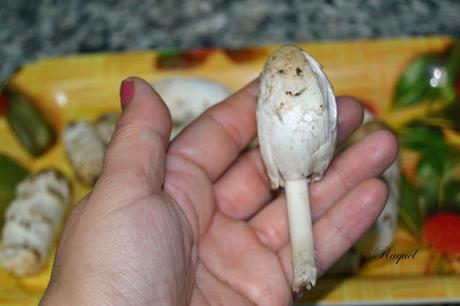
153,77,231,138
348,111,400,257
0,169,71,277
257,45,337,292
63,121,105,185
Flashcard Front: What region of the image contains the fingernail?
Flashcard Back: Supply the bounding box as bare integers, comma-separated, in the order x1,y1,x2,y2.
120,78,135,110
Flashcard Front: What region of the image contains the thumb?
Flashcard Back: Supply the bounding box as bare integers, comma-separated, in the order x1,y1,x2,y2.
98,77,172,194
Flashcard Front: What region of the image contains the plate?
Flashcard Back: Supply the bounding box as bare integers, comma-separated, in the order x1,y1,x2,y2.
0,36,459,305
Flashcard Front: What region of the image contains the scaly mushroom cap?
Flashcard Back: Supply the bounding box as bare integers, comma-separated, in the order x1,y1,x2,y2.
257,45,337,188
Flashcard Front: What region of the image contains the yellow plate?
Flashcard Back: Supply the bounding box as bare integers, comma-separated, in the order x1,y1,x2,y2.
1,36,459,305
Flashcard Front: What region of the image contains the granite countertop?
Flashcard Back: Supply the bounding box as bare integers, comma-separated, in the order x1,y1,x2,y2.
1,0,460,83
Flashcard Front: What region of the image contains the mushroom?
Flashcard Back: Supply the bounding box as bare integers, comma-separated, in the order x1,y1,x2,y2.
257,45,337,292
0,169,71,276
152,77,231,138
346,111,400,257
63,121,105,185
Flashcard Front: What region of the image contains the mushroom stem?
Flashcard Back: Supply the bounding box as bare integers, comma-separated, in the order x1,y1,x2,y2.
285,179,317,293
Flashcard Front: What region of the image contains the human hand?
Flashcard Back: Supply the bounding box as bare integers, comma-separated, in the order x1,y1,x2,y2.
41,77,398,306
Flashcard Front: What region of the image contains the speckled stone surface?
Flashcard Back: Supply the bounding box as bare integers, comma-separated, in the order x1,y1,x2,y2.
1,0,460,83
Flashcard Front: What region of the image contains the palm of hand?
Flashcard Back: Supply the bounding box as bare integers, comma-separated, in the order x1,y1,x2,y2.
42,78,397,306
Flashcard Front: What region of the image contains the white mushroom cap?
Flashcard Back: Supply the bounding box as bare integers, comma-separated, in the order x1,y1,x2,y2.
153,77,231,138
63,121,105,185
257,45,337,188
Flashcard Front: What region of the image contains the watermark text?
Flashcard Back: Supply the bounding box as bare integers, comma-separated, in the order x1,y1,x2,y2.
371,247,419,264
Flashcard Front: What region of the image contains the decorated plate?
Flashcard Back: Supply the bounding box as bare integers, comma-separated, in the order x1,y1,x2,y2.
0,36,459,305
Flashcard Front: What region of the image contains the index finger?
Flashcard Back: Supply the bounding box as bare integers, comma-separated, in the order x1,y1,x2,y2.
168,79,259,181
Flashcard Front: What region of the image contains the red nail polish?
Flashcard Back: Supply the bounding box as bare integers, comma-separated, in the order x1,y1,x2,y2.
120,79,135,110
